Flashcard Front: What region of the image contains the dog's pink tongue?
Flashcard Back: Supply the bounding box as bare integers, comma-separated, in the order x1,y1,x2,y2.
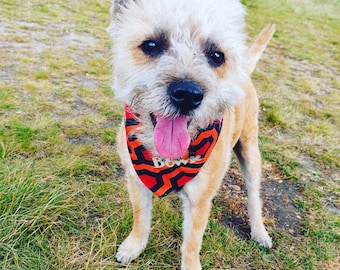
154,116,190,159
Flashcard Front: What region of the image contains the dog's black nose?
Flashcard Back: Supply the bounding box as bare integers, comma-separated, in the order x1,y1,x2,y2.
168,80,203,114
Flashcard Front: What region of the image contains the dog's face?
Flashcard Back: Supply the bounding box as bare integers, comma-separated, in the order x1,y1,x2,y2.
108,0,248,158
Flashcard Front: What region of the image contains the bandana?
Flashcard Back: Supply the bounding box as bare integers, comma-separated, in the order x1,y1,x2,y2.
124,105,223,197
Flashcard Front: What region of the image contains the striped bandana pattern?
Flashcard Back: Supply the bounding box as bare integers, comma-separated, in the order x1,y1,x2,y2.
124,105,223,197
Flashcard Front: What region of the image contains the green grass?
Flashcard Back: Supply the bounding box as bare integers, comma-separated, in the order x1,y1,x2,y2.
0,0,339,269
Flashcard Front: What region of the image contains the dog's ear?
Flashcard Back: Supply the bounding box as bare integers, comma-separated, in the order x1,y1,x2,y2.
108,0,135,37
247,23,275,74
110,0,134,18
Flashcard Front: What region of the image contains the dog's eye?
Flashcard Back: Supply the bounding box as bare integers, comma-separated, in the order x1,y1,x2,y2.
206,51,225,67
140,40,163,57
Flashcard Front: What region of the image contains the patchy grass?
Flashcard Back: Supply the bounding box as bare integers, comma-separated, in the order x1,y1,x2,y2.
0,0,339,269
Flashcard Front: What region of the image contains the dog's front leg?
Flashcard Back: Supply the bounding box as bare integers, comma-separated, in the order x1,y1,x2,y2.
179,189,213,270
116,123,153,263
178,126,231,270
116,172,153,263
179,159,228,270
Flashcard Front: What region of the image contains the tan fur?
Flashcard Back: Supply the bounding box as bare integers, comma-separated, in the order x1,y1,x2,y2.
108,1,275,268
215,63,229,80
247,23,276,74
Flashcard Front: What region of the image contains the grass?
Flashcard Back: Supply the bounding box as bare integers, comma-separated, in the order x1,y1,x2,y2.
0,0,339,269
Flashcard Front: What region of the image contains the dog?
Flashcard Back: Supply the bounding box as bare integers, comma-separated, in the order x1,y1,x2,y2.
107,0,275,269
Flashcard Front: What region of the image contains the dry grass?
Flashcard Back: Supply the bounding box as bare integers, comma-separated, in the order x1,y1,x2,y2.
0,0,339,269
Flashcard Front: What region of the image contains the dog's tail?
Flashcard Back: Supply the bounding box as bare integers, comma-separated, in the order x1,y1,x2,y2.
247,23,275,74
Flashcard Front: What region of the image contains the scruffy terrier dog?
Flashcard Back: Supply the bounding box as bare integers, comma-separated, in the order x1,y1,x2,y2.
107,0,275,269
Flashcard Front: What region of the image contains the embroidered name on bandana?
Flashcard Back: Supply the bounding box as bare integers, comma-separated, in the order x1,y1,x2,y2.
125,105,223,197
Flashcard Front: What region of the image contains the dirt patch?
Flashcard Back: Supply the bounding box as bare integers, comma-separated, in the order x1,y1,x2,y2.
218,162,303,240
0,19,101,89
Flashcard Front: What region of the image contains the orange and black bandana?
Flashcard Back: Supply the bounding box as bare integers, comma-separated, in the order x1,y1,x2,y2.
124,105,223,197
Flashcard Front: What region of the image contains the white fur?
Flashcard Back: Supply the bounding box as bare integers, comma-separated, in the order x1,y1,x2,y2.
108,0,274,268
107,0,247,152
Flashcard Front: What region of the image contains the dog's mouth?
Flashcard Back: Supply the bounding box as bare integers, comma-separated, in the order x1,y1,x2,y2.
150,113,191,159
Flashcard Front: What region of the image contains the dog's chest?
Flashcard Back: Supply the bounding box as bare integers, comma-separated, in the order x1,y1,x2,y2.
124,105,223,197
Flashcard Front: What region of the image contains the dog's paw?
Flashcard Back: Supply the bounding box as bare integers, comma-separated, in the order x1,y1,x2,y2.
251,228,273,248
116,237,146,264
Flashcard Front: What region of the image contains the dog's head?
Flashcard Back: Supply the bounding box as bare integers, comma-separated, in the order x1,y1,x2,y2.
108,0,248,158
